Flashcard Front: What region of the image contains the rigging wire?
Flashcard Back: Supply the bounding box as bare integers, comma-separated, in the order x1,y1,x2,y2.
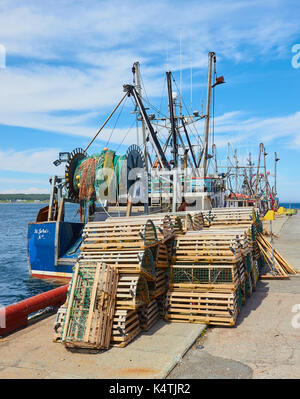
171,74,204,148
138,67,169,119
159,74,167,116
115,117,137,152
105,95,128,148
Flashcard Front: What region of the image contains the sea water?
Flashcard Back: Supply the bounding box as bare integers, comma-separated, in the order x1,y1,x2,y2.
0,203,79,307
279,203,300,209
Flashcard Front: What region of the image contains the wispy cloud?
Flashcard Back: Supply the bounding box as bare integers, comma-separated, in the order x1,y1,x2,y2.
0,187,49,194
0,0,300,198
0,0,299,140
0,148,62,175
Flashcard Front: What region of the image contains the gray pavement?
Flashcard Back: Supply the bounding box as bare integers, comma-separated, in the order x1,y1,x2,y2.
0,315,205,379
168,213,300,379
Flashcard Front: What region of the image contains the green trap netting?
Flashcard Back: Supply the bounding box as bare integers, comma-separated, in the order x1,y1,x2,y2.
171,266,234,285
61,262,99,343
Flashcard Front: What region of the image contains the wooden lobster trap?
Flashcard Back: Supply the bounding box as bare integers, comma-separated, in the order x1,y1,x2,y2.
116,274,150,309
192,213,205,230
152,242,170,268
61,262,118,350
169,263,240,293
138,299,160,331
148,268,168,299
110,309,141,347
172,233,243,264
81,219,158,251
53,303,67,343
164,290,239,326
106,214,175,243
79,248,155,281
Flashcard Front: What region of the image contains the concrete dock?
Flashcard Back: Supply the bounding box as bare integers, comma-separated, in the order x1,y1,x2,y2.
168,213,300,379
0,308,205,379
0,213,299,379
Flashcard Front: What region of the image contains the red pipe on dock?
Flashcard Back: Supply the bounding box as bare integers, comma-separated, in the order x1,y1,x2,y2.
0,285,68,337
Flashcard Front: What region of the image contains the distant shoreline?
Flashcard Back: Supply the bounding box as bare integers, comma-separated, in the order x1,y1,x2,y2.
0,201,49,204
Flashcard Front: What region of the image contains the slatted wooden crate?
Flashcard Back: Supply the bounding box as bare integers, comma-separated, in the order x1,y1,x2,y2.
243,252,255,277
169,264,240,292
53,303,67,342
110,309,141,347
251,260,259,287
198,208,259,229
61,262,118,350
185,214,194,231
164,291,239,326
166,212,194,232
165,237,175,261
169,215,183,235
189,229,252,257
237,260,246,286
81,219,158,251
79,248,155,281
148,268,168,299
116,274,150,309
106,214,175,243
151,215,175,242
153,243,170,268
172,234,243,264
192,213,205,230
245,275,253,298
138,299,160,331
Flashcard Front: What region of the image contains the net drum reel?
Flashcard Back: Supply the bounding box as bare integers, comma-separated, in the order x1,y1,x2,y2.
65,148,88,202
64,145,146,210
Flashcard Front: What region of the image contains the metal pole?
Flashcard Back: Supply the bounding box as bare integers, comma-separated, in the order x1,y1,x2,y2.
181,117,198,170
134,62,148,172
48,175,56,221
202,52,215,178
172,169,177,213
263,145,269,208
234,149,238,194
254,143,263,201
126,85,169,169
274,152,277,197
166,71,178,168
212,144,218,175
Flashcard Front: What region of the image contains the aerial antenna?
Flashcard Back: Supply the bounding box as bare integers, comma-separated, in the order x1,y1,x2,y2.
190,42,193,114
166,42,169,73
179,30,182,117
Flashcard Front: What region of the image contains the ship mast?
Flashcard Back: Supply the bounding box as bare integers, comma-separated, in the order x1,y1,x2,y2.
133,61,149,172
166,71,178,168
201,51,215,178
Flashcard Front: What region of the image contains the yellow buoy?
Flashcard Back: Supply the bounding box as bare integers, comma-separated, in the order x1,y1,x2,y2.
263,210,275,220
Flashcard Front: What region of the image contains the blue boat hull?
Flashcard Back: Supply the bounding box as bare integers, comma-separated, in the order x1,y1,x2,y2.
27,221,84,280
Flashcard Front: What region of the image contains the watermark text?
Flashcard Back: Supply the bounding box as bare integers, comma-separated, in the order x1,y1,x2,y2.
291,44,300,69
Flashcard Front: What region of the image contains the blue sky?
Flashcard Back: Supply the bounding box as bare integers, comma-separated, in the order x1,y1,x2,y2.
0,0,300,201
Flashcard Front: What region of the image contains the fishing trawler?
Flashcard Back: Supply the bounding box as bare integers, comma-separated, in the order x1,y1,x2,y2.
27,52,276,280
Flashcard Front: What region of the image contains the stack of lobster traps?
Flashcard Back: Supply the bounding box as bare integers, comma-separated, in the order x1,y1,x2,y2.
54,207,267,349
55,214,177,348
200,207,256,228
164,208,262,326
